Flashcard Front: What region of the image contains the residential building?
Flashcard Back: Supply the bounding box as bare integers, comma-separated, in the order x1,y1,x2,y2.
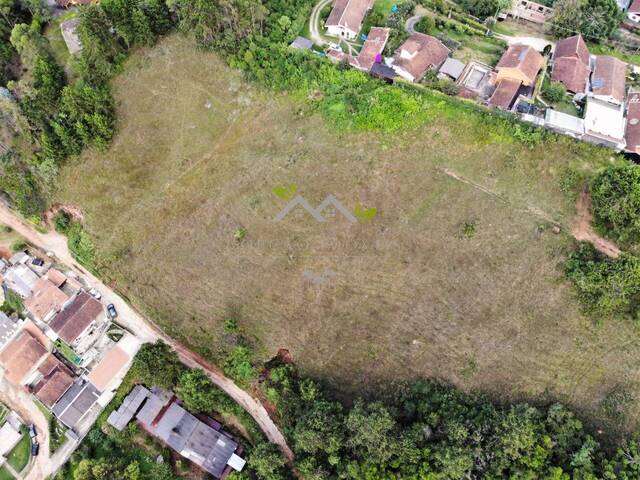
438,57,466,81
289,36,314,50
590,56,627,105
108,386,246,478
349,27,390,71
551,35,590,94
625,90,640,153
24,270,72,323
0,312,20,351
325,0,373,39
0,330,48,385
628,0,640,22
495,44,544,87
48,292,105,354
3,264,39,298
456,60,493,99
390,33,450,82
32,354,75,408
583,97,626,149
87,334,140,399
488,78,523,109
508,0,554,24
52,378,100,429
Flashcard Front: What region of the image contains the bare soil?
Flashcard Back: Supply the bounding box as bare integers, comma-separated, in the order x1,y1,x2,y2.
572,191,622,258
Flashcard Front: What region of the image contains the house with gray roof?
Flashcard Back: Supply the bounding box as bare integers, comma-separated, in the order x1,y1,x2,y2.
3,264,39,298
0,312,20,351
108,386,246,478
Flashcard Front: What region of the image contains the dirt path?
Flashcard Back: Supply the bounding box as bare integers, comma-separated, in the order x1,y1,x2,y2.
572,191,621,258
0,202,295,467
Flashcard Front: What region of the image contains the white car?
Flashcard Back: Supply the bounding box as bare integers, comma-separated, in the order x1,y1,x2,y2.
89,288,101,300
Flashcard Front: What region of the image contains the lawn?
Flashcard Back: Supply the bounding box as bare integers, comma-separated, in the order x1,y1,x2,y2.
54,340,81,365
0,467,13,480
6,430,30,473
55,34,640,435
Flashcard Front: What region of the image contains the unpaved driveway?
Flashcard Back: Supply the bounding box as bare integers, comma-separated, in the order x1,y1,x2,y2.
0,203,294,467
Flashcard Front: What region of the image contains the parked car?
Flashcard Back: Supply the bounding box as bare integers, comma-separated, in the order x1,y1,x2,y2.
107,304,117,319
89,288,101,300
28,424,36,439
31,258,44,267
31,442,39,456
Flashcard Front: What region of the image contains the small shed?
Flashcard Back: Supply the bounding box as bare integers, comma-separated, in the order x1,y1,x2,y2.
438,58,465,81
370,62,396,83
290,36,314,50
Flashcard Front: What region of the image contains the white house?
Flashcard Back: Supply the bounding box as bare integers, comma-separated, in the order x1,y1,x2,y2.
325,0,373,39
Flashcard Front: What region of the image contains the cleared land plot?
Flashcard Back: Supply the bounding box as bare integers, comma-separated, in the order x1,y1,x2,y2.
57,35,640,433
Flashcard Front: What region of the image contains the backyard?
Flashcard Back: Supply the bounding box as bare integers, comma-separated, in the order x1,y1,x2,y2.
55,34,640,436
6,428,31,474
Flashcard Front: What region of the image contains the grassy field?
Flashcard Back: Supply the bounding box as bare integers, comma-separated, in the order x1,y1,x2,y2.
0,467,13,480
7,430,30,473
56,34,640,435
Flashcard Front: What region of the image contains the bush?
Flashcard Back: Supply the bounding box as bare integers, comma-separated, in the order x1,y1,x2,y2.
415,16,436,33
591,165,640,246
54,211,71,233
542,80,567,103
10,239,26,252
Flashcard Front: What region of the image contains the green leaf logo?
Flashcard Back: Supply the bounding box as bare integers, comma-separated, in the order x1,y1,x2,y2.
354,206,377,222
272,184,297,201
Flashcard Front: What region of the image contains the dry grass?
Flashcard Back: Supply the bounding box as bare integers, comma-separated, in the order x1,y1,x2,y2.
56,34,640,434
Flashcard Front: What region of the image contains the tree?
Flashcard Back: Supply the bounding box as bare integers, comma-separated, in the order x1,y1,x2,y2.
130,341,185,389
459,0,511,20
591,165,640,246
177,368,226,413
248,443,288,480
542,81,567,103
550,0,622,41
345,401,399,464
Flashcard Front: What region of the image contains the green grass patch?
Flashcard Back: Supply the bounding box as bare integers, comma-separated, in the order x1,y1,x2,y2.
589,43,640,66
44,10,78,79
0,467,14,480
54,340,81,365
6,431,30,473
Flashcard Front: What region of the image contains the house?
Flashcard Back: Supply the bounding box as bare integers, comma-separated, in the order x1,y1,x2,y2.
584,97,626,149
508,0,554,24
551,35,590,94
390,33,450,82
0,330,48,385
32,354,75,408
628,0,640,22
24,270,72,322
290,36,314,50
495,44,544,87
438,57,466,81
8,251,29,266
625,90,640,153
48,292,105,354
590,56,627,105
60,18,82,55
325,0,373,39
87,334,140,396
488,78,523,109
52,378,100,429
0,312,20,351
457,60,493,99
108,386,246,478
349,27,390,71
3,264,39,298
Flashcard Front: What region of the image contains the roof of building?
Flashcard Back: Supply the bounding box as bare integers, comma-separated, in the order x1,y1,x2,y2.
325,0,372,34
591,56,627,103
33,356,75,408
290,36,314,50
551,56,590,94
0,312,19,350
439,57,466,80
49,292,103,344
349,27,390,71
629,0,640,13
24,277,69,322
45,269,67,288
553,35,590,66
52,378,100,428
392,33,450,80
584,97,626,142
370,62,397,80
3,264,39,298
0,422,21,457
496,44,544,85
488,78,522,109
0,330,47,385
545,108,585,135
8,252,28,266
625,91,640,153
107,385,152,431
87,345,131,392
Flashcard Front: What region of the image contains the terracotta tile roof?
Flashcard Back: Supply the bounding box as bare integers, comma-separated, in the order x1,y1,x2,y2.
87,345,130,392
33,355,74,408
553,35,590,66
551,56,590,94
24,277,69,321
392,33,450,80
0,330,47,385
496,44,544,85
349,27,390,71
49,292,103,344
629,0,640,13
625,91,640,153
325,0,373,34
45,269,67,288
592,56,627,104
488,78,522,109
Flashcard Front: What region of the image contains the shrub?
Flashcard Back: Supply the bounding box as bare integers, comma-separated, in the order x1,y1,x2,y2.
415,16,436,33
542,80,567,103
54,211,71,233
10,239,26,252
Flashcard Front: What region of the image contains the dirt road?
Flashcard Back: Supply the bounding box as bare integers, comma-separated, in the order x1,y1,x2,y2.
0,203,294,466
572,192,621,258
